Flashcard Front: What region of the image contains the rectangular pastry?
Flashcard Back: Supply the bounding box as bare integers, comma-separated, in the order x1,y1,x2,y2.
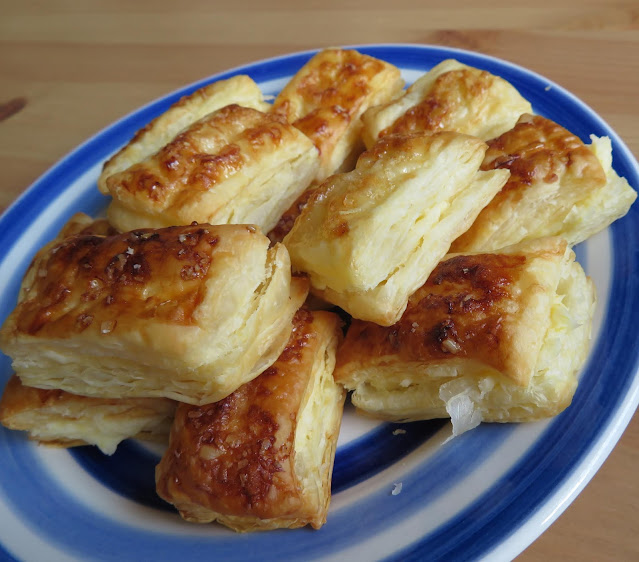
334,237,596,436
451,114,637,252
271,48,404,181
283,131,510,326
361,59,532,149
103,104,320,233
0,223,308,405
155,309,345,531
98,75,270,194
0,374,176,455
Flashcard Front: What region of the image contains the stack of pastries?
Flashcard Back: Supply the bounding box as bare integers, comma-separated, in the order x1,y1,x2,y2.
0,48,635,531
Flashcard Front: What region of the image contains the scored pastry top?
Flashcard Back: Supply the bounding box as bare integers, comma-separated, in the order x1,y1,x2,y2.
9,223,243,337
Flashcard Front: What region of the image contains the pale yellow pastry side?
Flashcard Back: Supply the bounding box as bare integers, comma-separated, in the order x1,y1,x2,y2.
0,374,176,455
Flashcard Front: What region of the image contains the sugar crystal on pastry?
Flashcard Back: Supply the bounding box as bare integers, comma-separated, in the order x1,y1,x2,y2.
361,59,532,149
451,114,637,252
0,223,308,405
103,104,320,233
272,48,404,181
155,309,345,531
98,75,271,194
334,237,596,435
283,131,510,326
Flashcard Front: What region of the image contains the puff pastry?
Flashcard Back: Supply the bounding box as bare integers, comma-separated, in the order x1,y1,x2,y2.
361,59,532,149
284,131,510,326
267,183,319,245
0,374,176,455
271,48,404,181
155,309,345,531
103,104,320,233
0,223,308,405
52,213,118,239
451,114,638,252
334,237,595,435
98,75,270,193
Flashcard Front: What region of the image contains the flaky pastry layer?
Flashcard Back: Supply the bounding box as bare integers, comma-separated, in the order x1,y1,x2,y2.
104,104,319,233
272,48,404,181
0,223,308,405
0,374,176,455
361,59,532,149
334,238,595,434
451,114,638,252
284,131,509,325
98,75,270,194
156,309,345,531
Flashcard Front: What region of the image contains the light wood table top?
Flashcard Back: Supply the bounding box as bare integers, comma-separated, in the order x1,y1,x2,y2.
1,2,637,560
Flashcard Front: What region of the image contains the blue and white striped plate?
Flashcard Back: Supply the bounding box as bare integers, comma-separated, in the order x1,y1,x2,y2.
0,44,637,562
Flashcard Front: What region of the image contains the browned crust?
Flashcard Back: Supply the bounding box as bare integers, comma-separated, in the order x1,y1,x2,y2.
101,80,260,178
335,251,529,381
272,48,400,164
267,184,320,245
6,223,249,338
380,68,495,137
481,113,607,202
105,105,292,211
155,309,340,527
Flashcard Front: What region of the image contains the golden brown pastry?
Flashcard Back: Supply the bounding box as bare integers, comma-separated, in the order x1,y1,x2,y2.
98,75,270,193
266,183,320,245
451,114,638,252
53,213,119,239
271,48,404,181
0,223,308,405
0,374,176,455
155,309,345,531
283,131,510,326
334,237,595,435
361,59,532,149
103,104,320,233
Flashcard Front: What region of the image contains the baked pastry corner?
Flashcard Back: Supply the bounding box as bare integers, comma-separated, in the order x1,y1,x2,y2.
104,104,319,233
98,74,271,194
0,374,176,455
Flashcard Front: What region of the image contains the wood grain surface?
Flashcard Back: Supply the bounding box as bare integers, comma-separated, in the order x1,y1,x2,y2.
0,2,637,560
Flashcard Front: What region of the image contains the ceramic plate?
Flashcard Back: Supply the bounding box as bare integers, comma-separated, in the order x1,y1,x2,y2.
1,44,638,562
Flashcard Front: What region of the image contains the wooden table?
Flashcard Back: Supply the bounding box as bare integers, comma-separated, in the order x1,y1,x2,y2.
1,2,637,560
